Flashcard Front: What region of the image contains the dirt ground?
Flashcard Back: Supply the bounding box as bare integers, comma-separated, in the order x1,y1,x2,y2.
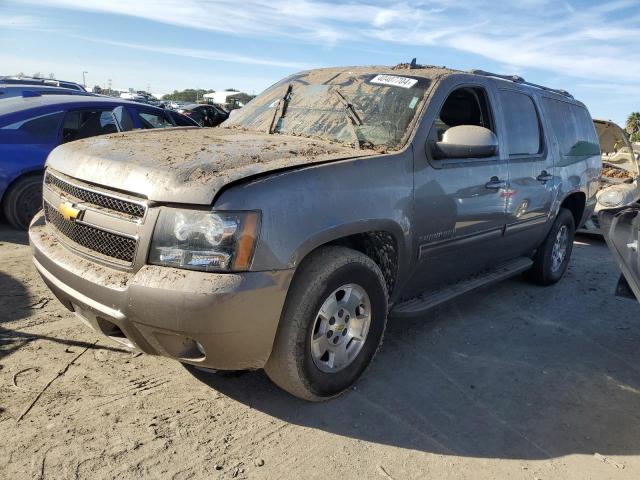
1,225,640,480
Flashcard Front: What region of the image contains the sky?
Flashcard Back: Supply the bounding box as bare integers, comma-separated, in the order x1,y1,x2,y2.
1,0,639,125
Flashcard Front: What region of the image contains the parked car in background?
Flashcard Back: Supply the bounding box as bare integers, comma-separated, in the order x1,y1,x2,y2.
165,101,187,110
581,119,640,233
1,85,93,101
29,65,600,401
0,76,86,92
177,103,228,127
1,94,186,229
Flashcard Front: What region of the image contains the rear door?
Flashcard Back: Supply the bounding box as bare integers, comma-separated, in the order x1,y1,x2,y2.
497,88,555,253
0,110,64,183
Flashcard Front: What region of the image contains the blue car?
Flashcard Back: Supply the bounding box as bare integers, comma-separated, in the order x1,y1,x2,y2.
0,94,191,229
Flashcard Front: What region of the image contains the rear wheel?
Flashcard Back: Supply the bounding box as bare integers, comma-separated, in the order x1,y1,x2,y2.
526,208,575,285
2,174,43,230
265,246,388,401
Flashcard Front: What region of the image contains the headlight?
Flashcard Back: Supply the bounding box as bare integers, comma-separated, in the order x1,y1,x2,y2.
598,189,626,208
149,209,260,271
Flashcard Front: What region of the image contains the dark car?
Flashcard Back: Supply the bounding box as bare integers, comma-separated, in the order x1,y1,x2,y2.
0,94,185,229
30,65,600,400
177,103,228,127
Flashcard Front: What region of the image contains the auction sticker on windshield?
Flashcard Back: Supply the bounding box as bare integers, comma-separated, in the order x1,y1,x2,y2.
370,75,418,89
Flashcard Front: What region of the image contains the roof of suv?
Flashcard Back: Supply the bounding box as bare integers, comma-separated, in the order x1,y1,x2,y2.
300,64,574,99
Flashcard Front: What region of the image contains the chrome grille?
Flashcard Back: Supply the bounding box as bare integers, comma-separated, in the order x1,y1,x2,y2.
44,203,136,263
45,172,146,218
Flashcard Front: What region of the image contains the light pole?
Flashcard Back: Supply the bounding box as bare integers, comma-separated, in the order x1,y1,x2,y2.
82,71,88,87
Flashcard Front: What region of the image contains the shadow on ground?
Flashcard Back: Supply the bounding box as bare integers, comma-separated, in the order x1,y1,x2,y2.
188,235,640,460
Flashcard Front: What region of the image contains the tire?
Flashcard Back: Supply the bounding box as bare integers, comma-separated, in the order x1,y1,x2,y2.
2,174,43,230
526,208,575,286
265,246,388,401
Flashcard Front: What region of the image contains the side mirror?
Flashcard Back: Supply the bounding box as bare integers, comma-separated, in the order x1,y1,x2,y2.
431,125,498,160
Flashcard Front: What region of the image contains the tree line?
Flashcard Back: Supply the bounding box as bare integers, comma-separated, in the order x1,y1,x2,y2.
161,88,240,103
627,113,640,143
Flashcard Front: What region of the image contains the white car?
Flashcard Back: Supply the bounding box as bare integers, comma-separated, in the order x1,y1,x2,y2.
580,119,640,233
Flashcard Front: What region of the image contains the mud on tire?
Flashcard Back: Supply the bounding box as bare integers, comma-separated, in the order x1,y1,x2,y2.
265,246,388,401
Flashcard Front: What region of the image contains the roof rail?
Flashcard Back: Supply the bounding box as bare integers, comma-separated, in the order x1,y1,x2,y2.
470,69,573,99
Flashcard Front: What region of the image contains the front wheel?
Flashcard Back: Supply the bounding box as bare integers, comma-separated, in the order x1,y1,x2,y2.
2,174,43,230
526,208,575,285
265,246,388,401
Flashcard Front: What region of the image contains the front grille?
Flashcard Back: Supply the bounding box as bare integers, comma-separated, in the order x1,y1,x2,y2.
45,172,146,218
44,203,137,263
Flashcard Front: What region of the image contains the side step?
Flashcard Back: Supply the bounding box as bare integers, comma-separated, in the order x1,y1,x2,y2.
391,257,533,318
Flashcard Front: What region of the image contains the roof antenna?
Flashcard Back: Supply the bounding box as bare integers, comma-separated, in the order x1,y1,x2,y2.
410,58,417,69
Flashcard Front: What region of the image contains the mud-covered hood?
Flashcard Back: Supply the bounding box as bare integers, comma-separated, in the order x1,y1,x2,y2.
47,127,371,204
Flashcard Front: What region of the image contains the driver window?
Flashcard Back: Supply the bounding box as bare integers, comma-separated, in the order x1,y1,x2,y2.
434,87,494,141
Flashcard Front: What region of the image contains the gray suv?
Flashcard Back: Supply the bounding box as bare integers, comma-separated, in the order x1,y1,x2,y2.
29,65,601,401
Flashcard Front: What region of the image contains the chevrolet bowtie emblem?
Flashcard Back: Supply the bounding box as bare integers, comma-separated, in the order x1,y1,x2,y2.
59,201,82,221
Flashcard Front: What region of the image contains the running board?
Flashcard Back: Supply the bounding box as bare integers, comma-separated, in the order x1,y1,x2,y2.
391,257,533,318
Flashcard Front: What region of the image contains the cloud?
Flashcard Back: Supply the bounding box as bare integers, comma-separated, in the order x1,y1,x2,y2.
74,36,314,70
0,14,42,28
15,0,640,86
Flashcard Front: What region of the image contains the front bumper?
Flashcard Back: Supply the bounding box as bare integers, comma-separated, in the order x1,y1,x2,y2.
29,212,294,370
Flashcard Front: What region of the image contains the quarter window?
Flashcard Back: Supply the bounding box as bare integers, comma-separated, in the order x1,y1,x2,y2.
541,98,599,161
499,90,542,156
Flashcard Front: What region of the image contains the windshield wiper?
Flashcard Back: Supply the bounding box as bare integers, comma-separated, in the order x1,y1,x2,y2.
269,83,293,134
332,88,364,149
332,88,363,126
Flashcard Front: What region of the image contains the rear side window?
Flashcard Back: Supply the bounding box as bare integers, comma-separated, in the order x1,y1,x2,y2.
62,109,118,143
1,111,64,142
136,111,173,129
541,98,599,163
499,90,542,156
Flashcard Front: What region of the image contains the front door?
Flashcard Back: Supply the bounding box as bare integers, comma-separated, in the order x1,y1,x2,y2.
406,80,509,299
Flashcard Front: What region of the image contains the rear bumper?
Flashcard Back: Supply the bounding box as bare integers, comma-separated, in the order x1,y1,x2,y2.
29,212,294,370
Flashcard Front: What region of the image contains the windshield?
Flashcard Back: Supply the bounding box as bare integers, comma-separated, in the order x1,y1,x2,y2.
225,71,431,151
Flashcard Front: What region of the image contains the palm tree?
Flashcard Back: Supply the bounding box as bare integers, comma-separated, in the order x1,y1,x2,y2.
626,112,640,142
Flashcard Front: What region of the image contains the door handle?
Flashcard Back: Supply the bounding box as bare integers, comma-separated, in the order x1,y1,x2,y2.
537,171,553,183
485,176,506,190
